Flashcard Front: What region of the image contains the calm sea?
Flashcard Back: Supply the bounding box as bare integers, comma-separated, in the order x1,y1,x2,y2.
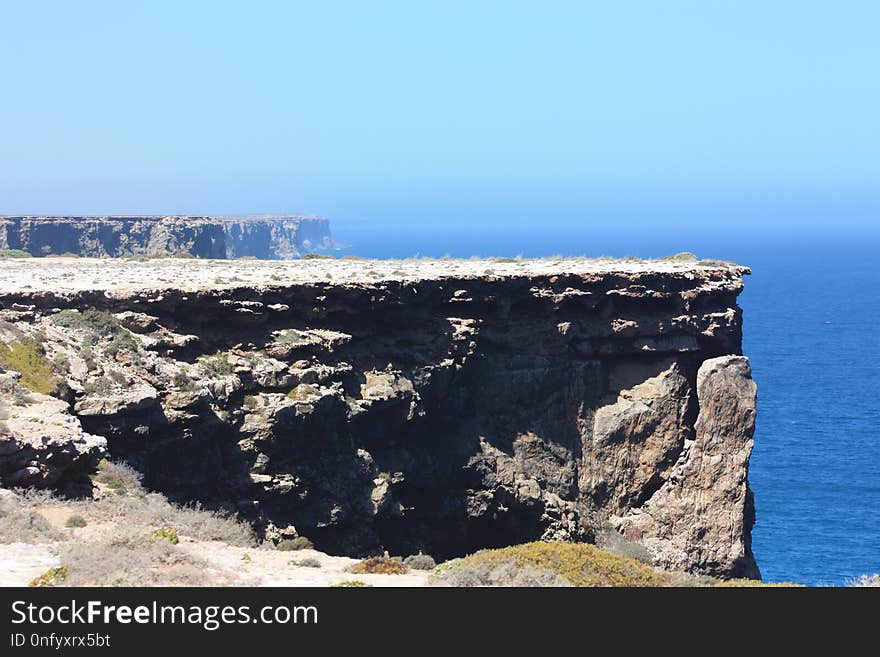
332,221,880,585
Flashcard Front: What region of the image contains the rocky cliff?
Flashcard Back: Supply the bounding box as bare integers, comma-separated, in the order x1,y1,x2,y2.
0,257,759,578
0,215,333,259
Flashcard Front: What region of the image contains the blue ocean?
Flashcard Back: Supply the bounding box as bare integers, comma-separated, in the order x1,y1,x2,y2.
332,221,880,585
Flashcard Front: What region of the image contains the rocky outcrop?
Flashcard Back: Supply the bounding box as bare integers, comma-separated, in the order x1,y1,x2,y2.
0,373,106,491
611,356,758,578
0,260,758,577
0,215,333,259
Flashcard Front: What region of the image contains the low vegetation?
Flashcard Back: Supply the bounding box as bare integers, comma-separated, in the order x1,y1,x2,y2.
150,527,180,545
300,253,333,260
276,536,314,551
65,515,87,528
434,541,666,587
350,556,408,575
50,309,140,356
403,552,436,570
0,249,32,258
29,566,68,587
275,328,308,345
0,497,63,544
330,580,371,587
91,459,142,496
198,352,234,377
290,558,322,568
661,251,698,262
60,531,209,586
0,340,59,395
596,528,653,564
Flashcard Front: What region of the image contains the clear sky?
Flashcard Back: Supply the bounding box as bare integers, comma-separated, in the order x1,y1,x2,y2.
1,1,878,229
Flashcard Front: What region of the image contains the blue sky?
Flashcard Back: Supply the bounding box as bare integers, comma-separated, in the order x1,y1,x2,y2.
1,2,878,228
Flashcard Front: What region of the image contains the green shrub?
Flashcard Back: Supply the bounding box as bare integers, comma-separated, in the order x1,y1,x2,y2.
51,352,71,375
198,353,234,377
275,329,308,345
0,340,59,394
51,310,140,356
276,536,314,551
172,370,198,391
0,249,32,258
291,558,322,568
661,251,698,262
29,565,68,587
331,580,371,587
83,376,113,396
91,459,143,496
300,253,333,260
403,552,436,570
52,309,119,334
437,541,666,587
150,527,179,545
438,560,571,587
65,515,87,528
350,557,408,575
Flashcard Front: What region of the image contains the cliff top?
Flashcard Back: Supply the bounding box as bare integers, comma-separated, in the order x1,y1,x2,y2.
0,255,748,295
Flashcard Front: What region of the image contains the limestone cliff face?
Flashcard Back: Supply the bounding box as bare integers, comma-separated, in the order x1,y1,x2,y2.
0,262,758,578
0,215,333,259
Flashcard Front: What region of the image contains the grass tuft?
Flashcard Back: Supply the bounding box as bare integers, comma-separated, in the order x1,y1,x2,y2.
0,340,59,394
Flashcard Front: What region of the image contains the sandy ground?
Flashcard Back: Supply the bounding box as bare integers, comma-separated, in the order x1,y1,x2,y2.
0,255,741,295
0,543,58,587
0,503,432,587
175,541,432,588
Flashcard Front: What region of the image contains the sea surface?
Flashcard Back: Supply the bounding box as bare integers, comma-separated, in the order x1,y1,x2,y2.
332,221,880,585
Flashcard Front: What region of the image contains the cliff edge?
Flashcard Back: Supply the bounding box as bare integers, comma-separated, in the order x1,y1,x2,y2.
0,257,758,578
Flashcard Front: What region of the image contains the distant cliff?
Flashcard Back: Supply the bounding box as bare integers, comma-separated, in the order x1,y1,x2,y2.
0,215,333,259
